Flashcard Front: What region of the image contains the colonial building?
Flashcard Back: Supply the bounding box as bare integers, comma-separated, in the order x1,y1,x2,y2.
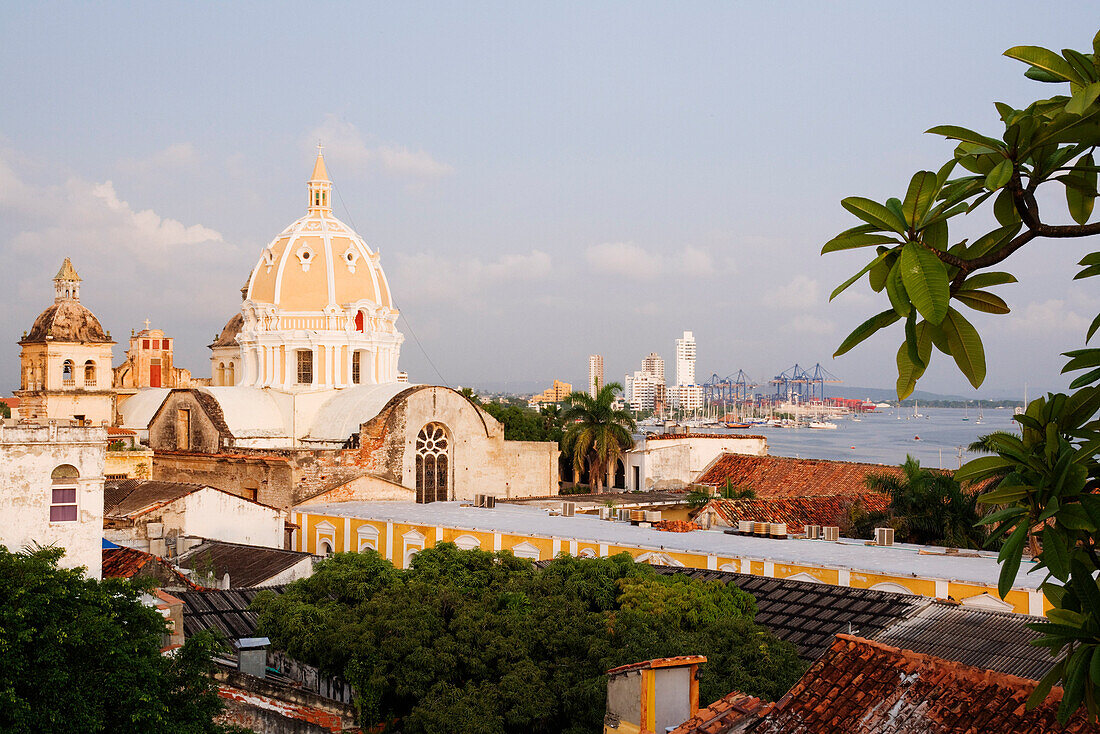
0,423,107,578
126,151,558,506
113,322,196,391
15,259,115,425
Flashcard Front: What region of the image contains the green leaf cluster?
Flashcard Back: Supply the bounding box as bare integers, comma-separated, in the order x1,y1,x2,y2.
252,544,805,733
0,545,238,733
824,30,1100,722
561,383,637,493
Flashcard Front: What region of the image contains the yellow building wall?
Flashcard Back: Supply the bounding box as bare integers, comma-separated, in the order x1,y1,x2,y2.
289,510,1041,614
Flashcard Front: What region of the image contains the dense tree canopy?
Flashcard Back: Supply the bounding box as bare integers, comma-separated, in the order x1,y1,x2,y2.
824,32,1100,721
253,545,804,734
0,545,236,733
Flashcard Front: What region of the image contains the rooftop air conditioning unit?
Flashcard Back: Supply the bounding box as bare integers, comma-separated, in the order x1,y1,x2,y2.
769,523,788,539
875,527,895,546
737,520,754,535
805,524,822,540
629,510,645,523
644,510,662,523
473,494,485,507
618,509,632,522
484,496,496,509
753,522,769,536
823,526,840,542
599,507,611,520
562,502,576,517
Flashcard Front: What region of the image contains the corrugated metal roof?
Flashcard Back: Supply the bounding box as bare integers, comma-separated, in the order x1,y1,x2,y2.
871,600,1055,681
176,541,311,588
177,586,285,639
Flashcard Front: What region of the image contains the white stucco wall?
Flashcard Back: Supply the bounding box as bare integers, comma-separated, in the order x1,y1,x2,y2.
0,425,106,578
397,388,559,500
261,555,314,586
178,489,284,548
623,435,768,490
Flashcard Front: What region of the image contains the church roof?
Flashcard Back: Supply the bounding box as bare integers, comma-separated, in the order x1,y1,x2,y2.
197,387,287,439
209,312,243,348
22,300,112,344
304,383,414,442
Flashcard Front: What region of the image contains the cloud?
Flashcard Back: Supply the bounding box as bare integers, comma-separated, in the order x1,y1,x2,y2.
585,241,663,280
1008,299,1092,335
584,241,725,281
393,249,552,304
117,143,199,176
764,274,822,310
307,115,454,181
783,314,837,335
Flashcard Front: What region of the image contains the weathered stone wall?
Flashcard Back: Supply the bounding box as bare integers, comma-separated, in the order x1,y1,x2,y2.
0,424,106,578
152,451,294,510
148,390,227,453
214,667,356,734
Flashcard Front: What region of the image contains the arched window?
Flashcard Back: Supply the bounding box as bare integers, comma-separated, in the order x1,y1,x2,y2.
226,363,235,385
415,423,449,503
50,465,79,522
354,311,364,332
217,362,225,385
319,539,334,557
614,459,626,490
352,351,361,384
61,360,74,386
83,360,96,386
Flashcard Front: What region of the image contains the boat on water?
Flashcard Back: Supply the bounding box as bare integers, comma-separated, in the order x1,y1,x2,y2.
725,422,752,429
809,420,838,430
976,402,984,425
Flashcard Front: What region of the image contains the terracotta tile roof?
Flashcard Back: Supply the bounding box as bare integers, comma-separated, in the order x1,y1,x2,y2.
744,635,1100,733
668,691,766,734
697,494,889,533
106,426,137,436
696,454,906,497
101,546,199,589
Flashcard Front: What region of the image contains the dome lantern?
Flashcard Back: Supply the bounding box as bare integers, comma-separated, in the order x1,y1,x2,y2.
53,257,81,302
308,144,332,213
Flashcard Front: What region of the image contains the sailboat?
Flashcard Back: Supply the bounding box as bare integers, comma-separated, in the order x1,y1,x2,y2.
976,401,984,425
962,402,969,421
1014,384,1028,415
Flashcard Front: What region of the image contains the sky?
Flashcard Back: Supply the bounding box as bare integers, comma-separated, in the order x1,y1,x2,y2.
1,3,1097,399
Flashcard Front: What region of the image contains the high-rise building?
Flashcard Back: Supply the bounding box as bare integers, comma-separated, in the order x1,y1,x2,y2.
675,331,696,386
625,370,662,412
642,353,664,383
588,355,604,397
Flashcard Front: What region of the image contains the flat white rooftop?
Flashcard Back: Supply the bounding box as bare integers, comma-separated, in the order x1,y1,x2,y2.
297,501,1042,591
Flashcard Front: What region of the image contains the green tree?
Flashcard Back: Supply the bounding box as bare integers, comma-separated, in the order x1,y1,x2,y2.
824,32,1100,721
865,457,986,549
253,545,804,734
561,382,636,494
0,545,238,733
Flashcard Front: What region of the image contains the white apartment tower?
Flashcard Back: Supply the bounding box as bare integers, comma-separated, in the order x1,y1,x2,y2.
588,355,604,397
642,353,664,383
675,331,696,386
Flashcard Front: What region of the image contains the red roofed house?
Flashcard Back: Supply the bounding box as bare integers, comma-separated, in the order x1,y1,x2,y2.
693,494,889,534
695,453,906,498
668,634,1100,734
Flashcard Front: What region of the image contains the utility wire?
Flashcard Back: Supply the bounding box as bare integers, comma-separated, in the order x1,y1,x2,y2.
329,172,450,387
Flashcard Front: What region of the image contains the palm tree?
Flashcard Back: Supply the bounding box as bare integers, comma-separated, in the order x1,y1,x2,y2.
561,383,636,494
865,456,986,549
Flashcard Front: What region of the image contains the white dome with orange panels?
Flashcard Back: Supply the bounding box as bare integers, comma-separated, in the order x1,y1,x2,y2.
233,150,404,390
246,152,395,312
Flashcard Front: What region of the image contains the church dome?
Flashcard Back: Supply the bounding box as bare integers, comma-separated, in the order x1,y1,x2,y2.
246,151,393,312
22,259,112,345
210,312,243,348
23,301,112,344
